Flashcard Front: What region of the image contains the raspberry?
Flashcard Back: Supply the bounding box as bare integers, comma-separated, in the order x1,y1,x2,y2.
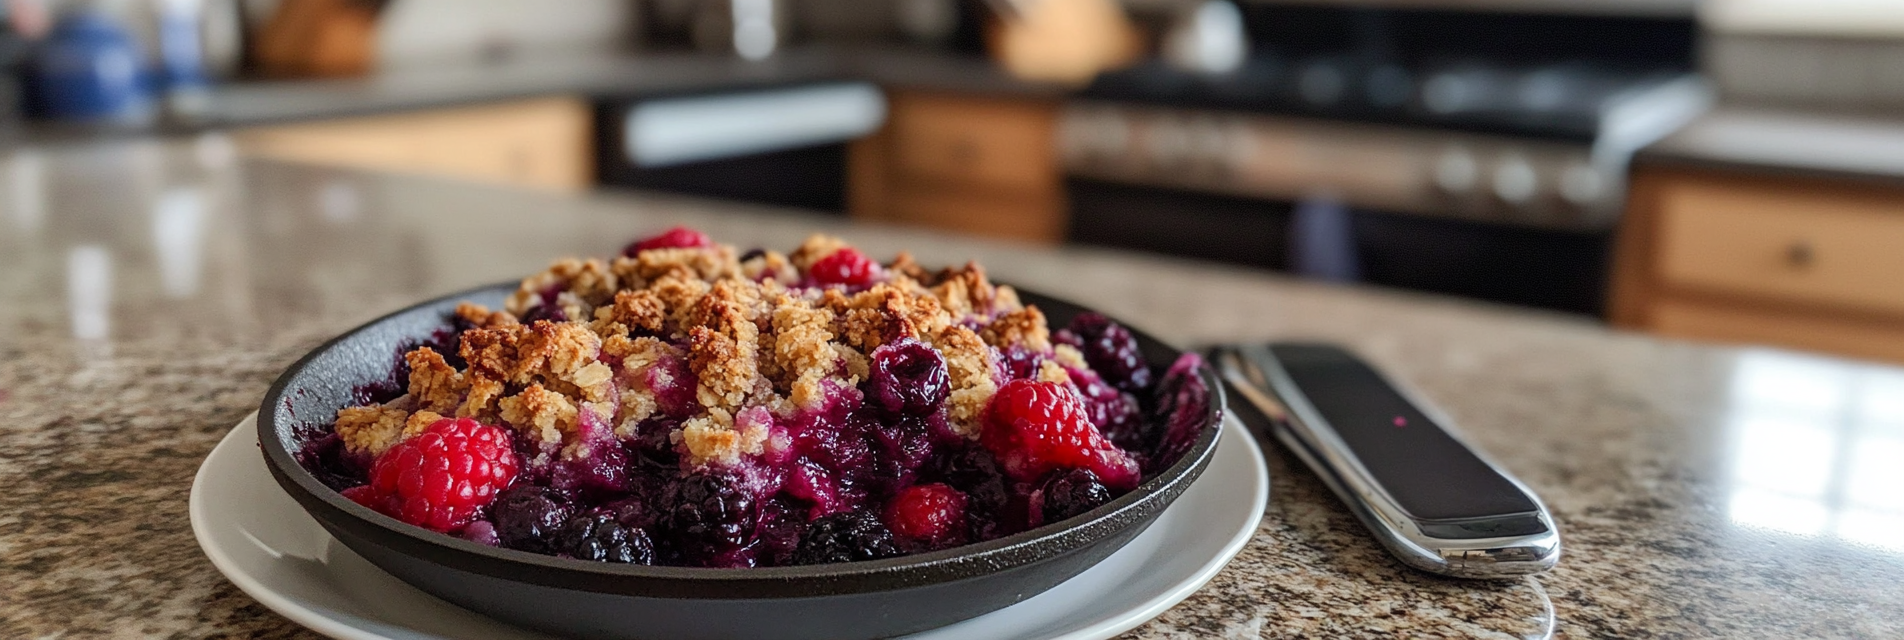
869,338,950,418
809,247,880,287
1034,468,1112,526
926,444,1015,540
885,483,967,548
491,485,572,553
623,225,713,256
792,511,901,565
981,380,1141,491
341,484,383,509
361,418,519,533
554,512,656,564
1061,313,1152,393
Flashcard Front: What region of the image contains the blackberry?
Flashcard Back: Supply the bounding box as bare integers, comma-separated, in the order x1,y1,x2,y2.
554,512,656,564
667,472,758,557
1068,365,1147,453
492,485,572,553
869,338,950,418
1150,353,1212,471
1038,468,1112,524
793,511,900,565
1063,313,1152,394
928,444,1013,540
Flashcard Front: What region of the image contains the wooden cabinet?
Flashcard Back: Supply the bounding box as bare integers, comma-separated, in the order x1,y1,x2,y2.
849,90,1066,244
234,96,594,191
1612,166,1904,363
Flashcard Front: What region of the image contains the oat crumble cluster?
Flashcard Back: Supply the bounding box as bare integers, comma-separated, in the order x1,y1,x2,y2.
298,227,1211,568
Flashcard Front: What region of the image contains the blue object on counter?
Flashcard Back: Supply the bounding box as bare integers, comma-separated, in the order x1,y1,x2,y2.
157,0,207,91
1289,194,1361,283
28,10,155,124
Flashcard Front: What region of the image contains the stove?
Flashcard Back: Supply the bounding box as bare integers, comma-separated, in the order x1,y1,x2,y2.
1058,4,1707,314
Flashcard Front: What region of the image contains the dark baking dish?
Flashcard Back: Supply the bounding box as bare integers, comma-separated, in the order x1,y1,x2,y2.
256,282,1225,640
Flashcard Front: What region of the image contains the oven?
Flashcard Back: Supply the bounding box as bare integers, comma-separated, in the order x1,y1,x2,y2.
1059,4,1707,315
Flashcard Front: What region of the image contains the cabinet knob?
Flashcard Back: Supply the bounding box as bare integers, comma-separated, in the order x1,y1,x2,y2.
1785,241,1814,269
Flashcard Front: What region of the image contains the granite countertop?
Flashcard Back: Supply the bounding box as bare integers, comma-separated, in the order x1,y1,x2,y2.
1638,104,1904,183
4,138,1903,638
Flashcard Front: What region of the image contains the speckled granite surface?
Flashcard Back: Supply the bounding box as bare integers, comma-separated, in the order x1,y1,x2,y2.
3,139,1902,639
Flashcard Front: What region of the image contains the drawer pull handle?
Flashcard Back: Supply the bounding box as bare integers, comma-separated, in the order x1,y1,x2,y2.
1785,241,1814,269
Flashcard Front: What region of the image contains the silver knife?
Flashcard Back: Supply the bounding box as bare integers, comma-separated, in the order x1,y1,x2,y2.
1212,343,1560,579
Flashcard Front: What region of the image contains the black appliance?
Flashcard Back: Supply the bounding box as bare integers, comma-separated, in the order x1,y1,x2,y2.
1061,4,1706,315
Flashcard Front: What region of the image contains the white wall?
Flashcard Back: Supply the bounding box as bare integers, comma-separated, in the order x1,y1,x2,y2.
375,0,636,69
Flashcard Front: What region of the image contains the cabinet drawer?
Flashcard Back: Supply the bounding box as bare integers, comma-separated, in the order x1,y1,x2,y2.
236,96,593,191
1650,297,1904,364
888,93,1056,193
1656,179,1904,315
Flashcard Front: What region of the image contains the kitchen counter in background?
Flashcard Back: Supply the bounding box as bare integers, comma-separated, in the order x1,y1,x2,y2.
3,45,1066,147
3,139,1903,638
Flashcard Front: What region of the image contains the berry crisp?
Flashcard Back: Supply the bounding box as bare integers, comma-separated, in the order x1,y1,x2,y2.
297,228,1210,568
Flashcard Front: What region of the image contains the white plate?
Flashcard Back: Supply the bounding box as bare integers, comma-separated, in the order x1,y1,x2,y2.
191,414,1268,640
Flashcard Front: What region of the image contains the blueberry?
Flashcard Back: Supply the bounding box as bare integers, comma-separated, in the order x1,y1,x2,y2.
1038,469,1112,524
792,511,901,565
998,345,1045,382
520,303,568,324
294,432,367,492
869,338,950,418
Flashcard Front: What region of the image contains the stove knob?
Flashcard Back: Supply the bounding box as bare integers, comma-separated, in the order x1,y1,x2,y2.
1492,155,1539,204
1433,147,1479,195
1298,61,1347,107
1366,65,1413,109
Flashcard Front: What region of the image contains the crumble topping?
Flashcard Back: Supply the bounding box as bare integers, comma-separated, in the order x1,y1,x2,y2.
335,405,410,456
981,306,1051,352
335,233,1061,468
406,348,465,416
930,325,1000,438
499,383,580,450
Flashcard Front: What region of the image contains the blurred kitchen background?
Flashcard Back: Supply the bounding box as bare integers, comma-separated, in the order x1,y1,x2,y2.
4,0,1903,365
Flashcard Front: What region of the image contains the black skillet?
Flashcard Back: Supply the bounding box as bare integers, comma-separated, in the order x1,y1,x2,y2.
256,283,1225,640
